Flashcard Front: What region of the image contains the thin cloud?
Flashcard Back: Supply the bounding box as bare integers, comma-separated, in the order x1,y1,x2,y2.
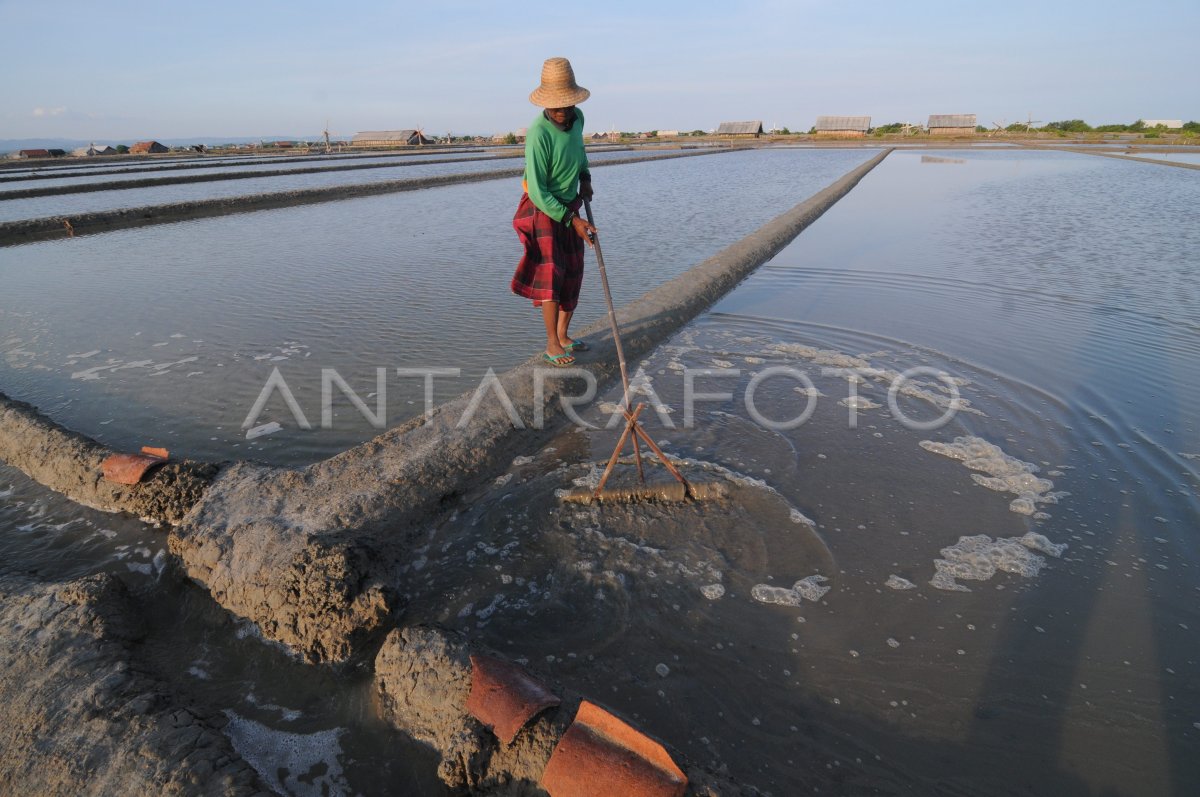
31,106,67,118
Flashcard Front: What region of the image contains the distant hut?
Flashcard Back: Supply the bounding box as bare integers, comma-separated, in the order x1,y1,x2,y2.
813,116,872,137
130,140,169,154
17,149,51,159
351,130,433,147
927,114,976,135
1142,119,1183,129
72,143,116,156
488,128,527,145
715,121,764,138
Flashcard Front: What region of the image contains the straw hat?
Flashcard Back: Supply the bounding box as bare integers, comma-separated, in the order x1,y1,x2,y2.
529,57,590,108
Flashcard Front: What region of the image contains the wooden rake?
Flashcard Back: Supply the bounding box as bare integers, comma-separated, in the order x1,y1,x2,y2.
561,199,723,504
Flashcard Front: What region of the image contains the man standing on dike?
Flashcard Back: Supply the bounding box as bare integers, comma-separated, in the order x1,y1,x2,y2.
510,57,598,367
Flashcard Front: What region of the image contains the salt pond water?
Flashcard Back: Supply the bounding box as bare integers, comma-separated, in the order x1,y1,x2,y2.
0,148,682,221
0,147,873,465
1,145,1197,794
0,149,671,222
395,148,1199,794
0,153,505,191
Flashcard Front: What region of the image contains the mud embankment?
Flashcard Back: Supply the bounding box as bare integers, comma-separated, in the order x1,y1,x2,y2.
165,149,892,665
1024,144,1200,170
0,149,728,246
374,625,750,795
0,390,217,525
0,571,268,796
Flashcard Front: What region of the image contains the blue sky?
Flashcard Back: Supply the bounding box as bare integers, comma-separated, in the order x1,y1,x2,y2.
3,0,1195,140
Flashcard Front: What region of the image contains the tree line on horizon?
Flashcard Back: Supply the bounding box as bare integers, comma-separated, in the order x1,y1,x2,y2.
867,119,1199,136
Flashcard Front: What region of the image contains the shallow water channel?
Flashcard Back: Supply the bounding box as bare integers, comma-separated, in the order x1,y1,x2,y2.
1,146,1197,794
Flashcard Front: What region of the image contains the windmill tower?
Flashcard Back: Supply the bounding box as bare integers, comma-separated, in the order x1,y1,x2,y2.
1023,112,1042,136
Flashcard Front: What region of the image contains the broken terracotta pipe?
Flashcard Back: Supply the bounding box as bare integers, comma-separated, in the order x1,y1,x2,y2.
372,626,748,795
101,446,170,485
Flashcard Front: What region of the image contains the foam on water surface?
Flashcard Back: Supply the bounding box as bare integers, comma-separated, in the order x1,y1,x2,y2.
929,533,1067,592
752,575,830,606
839,396,882,410
920,436,1065,515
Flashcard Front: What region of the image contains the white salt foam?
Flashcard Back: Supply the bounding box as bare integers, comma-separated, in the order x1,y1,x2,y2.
920,436,1065,516
789,508,815,526
1020,531,1067,557
752,575,829,607
839,396,881,410
751,584,805,607
929,533,1066,592
245,422,282,440
793,575,831,601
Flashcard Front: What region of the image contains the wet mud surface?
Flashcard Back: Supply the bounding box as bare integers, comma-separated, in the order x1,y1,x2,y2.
0,571,268,796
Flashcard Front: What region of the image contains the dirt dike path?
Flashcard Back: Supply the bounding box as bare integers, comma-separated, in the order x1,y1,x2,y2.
165,149,892,666
1022,144,1200,170
0,571,269,796
0,390,218,525
0,149,726,246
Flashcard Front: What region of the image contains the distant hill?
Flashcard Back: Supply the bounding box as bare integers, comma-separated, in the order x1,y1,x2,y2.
1,136,312,153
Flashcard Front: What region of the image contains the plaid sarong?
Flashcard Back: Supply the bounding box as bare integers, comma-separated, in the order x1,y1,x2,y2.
510,193,585,312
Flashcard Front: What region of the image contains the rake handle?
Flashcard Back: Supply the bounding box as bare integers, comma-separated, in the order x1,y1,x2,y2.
583,199,632,410
585,198,645,483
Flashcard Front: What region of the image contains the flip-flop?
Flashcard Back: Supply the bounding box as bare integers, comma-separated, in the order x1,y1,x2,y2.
542,351,576,367
564,340,589,352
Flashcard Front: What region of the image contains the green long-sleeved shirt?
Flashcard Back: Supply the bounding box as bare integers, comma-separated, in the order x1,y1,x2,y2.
523,109,590,223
